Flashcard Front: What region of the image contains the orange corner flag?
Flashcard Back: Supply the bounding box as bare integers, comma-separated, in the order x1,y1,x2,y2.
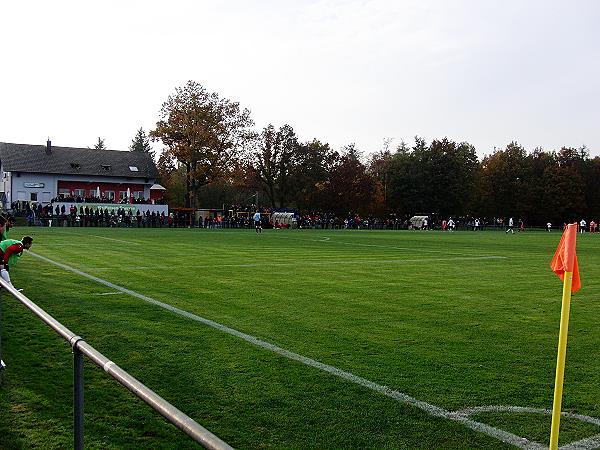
550,223,581,293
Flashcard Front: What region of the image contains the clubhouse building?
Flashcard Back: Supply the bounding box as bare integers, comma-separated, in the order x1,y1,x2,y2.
0,140,166,213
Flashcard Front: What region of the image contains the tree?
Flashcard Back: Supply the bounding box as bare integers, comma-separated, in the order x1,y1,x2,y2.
368,139,396,213
151,81,254,208
293,139,338,211
586,156,600,220
94,137,106,150
522,148,555,225
385,136,478,217
156,152,185,208
197,157,256,210
425,138,478,216
249,124,300,208
386,137,426,215
543,146,588,222
477,142,528,218
129,128,155,159
324,144,379,216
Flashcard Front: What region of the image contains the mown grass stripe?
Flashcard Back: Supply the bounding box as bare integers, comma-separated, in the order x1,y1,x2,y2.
72,255,507,271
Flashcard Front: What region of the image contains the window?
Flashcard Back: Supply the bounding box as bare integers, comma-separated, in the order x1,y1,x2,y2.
74,189,85,197
134,191,144,199
119,191,128,200
129,166,139,172
30,192,38,201
105,190,115,200
58,188,70,198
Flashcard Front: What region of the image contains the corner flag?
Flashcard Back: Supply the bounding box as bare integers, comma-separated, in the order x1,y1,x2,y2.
549,223,581,450
550,223,581,293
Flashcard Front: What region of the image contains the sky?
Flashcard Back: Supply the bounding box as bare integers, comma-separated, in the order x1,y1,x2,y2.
1,0,599,159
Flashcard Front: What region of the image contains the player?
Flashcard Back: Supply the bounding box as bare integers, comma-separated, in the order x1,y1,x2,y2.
505,217,514,234
447,218,455,231
0,236,34,287
253,211,262,234
0,216,7,239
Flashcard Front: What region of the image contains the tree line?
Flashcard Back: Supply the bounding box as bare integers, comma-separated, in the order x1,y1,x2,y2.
142,80,597,226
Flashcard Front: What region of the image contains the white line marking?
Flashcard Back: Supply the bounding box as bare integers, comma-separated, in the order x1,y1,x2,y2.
273,234,469,254
561,434,600,450
103,361,116,372
90,235,141,245
26,250,588,449
456,406,600,450
94,292,121,296
455,405,600,426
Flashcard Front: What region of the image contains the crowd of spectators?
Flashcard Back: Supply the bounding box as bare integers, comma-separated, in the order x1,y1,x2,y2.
295,213,516,231
16,202,170,228
199,211,511,231
43,195,167,205
8,198,531,233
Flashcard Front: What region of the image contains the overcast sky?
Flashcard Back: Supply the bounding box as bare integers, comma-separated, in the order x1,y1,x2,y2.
1,0,599,159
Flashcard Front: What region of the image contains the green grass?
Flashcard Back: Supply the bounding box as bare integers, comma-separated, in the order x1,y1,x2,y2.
1,226,600,448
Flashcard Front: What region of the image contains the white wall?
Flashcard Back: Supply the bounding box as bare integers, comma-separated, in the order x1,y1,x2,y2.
50,202,168,216
7,172,56,205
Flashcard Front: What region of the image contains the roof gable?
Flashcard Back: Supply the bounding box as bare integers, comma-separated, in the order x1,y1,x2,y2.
0,142,158,179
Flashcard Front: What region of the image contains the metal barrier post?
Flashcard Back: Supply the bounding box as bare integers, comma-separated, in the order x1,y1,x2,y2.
73,336,84,450
0,279,233,450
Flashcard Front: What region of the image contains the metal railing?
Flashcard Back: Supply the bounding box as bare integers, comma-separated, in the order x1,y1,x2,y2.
0,279,233,450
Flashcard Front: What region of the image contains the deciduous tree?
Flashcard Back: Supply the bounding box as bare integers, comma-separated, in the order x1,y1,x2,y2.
151,81,254,208
325,144,378,216
293,139,338,211
156,152,185,208
250,124,299,208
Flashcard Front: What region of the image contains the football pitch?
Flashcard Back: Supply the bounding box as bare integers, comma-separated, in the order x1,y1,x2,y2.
1,226,600,449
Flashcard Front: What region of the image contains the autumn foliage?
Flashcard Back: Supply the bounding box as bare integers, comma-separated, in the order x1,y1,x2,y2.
153,81,597,224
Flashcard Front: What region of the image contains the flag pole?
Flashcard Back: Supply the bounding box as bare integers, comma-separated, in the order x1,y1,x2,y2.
549,270,574,450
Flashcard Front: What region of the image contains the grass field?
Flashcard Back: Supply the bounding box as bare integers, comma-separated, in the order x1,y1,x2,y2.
1,226,600,449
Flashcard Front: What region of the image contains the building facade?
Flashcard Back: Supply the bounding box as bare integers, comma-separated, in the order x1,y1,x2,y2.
0,140,163,209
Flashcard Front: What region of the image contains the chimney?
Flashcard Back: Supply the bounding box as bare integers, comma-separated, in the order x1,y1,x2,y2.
46,138,52,155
